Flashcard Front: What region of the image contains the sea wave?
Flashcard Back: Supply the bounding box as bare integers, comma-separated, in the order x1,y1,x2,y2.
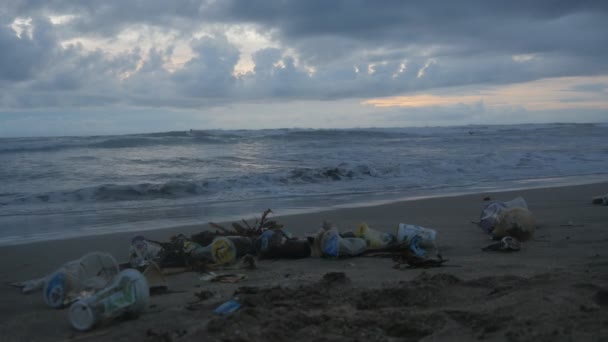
1,163,399,206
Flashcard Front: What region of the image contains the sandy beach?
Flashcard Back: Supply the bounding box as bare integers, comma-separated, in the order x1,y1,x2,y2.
1,182,607,341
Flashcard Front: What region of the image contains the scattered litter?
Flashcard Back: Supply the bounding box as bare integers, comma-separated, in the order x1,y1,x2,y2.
214,299,241,315
128,235,163,268
318,226,367,257
482,236,521,252
40,252,119,309
211,274,246,283
256,229,311,259
69,269,149,331
397,223,437,249
493,207,536,241
478,196,528,233
200,273,246,283
355,223,396,248
191,237,239,265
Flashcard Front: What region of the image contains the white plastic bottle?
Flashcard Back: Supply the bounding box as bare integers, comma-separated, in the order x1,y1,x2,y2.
68,269,150,331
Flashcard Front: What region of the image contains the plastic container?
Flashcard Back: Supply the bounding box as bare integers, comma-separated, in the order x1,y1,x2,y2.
128,236,163,267
43,252,119,309
192,237,235,264
355,223,396,249
321,228,367,257
256,230,311,259
397,224,437,248
68,269,150,331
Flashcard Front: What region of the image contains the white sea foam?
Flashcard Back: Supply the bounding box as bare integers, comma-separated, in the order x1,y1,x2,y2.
0,123,607,244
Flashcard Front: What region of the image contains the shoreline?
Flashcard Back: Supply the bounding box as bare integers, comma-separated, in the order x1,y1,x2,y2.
1,181,606,341
1,173,607,247
1,180,606,279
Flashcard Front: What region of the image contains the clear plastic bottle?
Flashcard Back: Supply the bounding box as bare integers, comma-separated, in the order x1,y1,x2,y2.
68,269,149,331
43,252,119,309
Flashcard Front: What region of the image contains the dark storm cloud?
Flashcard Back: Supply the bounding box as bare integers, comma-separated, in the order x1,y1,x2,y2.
203,0,608,62
0,0,607,110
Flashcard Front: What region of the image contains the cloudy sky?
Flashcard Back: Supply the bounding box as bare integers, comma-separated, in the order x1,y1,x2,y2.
1,0,607,136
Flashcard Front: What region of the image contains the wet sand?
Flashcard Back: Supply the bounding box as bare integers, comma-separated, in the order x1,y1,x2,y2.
0,182,607,341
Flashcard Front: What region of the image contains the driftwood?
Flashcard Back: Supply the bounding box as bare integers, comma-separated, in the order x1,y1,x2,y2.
192,209,283,246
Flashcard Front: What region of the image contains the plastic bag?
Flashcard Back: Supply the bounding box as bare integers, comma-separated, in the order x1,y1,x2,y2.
479,197,528,233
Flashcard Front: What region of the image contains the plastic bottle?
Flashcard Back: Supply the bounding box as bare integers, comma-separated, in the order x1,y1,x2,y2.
397,223,437,248
43,252,119,309
191,237,235,264
256,230,311,259
321,228,367,257
128,236,163,267
68,269,150,331
355,223,396,248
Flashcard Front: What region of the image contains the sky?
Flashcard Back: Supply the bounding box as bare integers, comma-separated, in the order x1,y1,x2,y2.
0,0,607,136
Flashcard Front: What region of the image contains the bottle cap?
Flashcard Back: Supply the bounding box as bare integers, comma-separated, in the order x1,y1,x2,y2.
69,301,96,331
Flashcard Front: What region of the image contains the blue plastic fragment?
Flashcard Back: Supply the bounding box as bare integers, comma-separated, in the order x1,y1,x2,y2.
214,299,241,315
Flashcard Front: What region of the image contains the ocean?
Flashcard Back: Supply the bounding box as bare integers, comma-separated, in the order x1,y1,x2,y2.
1,123,607,245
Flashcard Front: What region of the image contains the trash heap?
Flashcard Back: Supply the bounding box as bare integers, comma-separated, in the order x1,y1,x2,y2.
12,198,542,332
477,196,537,252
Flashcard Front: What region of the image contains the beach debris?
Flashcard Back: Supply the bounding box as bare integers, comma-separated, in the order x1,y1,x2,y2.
69,269,149,331
482,236,521,252
492,207,536,241
255,229,311,259
37,252,119,309
393,253,448,269
199,273,246,283
128,234,203,269
128,235,163,268
13,252,119,306
316,225,367,257
193,209,282,245
212,274,246,283
478,196,528,234
397,223,437,249
11,277,46,294
191,237,238,265
355,223,397,249
592,194,608,205
214,299,241,315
